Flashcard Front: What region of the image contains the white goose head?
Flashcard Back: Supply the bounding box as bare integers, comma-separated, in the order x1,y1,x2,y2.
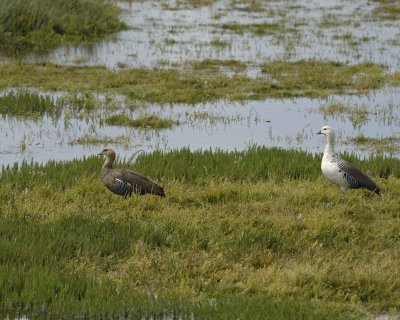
317,125,335,137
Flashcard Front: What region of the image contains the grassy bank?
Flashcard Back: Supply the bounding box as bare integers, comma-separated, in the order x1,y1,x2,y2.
0,148,399,318
0,60,396,104
0,0,125,48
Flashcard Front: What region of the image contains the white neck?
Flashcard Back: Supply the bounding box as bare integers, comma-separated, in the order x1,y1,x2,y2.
323,133,335,157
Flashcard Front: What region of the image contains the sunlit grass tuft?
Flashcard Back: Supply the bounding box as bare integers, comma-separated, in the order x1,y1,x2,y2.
0,0,126,48
69,134,130,146
105,114,179,129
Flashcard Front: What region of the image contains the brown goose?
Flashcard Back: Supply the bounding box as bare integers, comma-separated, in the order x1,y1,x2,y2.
99,148,165,198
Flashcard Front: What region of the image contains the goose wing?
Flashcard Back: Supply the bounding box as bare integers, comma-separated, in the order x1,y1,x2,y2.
337,159,380,194
112,168,165,197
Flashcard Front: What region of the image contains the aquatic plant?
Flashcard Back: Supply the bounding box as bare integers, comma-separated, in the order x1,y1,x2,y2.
105,114,178,129
220,22,283,35
0,89,63,118
349,134,400,154
69,134,130,146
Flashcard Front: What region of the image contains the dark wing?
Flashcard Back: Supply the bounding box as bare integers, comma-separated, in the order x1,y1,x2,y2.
115,178,134,199
337,159,380,194
113,168,165,197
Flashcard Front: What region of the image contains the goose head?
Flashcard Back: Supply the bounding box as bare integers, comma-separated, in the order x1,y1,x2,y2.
317,125,335,137
99,148,116,159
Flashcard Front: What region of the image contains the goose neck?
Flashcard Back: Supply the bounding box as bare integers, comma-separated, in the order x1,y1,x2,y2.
102,154,115,169
324,134,335,156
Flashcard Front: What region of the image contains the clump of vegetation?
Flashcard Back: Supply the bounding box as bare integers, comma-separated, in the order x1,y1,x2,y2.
319,14,346,28
349,134,400,154
319,103,370,128
66,92,99,111
0,61,393,104
163,0,217,9
191,59,247,74
0,0,126,48
347,105,370,128
105,114,178,129
220,22,283,35
210,38,230,48
319,102,349,116
69,134,129,146
261,60,386,97
0,148,399,318
373,0,400,20
333,32,360,47
0,89,62,118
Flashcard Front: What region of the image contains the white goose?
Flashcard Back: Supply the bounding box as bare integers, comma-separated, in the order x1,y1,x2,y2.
318,126,380,194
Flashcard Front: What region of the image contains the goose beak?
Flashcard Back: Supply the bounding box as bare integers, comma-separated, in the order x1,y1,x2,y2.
317,131,322,135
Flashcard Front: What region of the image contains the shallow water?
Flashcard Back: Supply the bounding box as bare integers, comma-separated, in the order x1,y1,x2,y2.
1,0,400,70
0,86,399,167
0,0,400,167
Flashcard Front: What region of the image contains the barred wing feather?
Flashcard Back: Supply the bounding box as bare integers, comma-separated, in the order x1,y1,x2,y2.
337,159,380,194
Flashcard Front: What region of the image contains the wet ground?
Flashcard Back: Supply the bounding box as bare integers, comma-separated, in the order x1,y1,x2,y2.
0,0,399,167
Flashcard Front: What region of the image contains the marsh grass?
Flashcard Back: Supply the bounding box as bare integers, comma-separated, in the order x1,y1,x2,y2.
373,1,400,20
0,148,399,318
69,134,130,146
2,147,399,191
210,38,230,48
221,22,283,35
191,59,247,74
0,89,117,121
319,103,371,128
349,135,400,154
261,60,386,97
0,0,126,48
0,90,62,118
319,102,349,116
105,114,178,129
0,61,393,103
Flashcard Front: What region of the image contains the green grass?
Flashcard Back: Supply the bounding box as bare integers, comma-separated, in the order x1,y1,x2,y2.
0,90,63,118
0,148,400,318
2,147,400,190
191,59,247,74
69,134,130,146
0,60,394,104
0,90,111,120
260,60,386,97
105,114,178,129
0,0,126,48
